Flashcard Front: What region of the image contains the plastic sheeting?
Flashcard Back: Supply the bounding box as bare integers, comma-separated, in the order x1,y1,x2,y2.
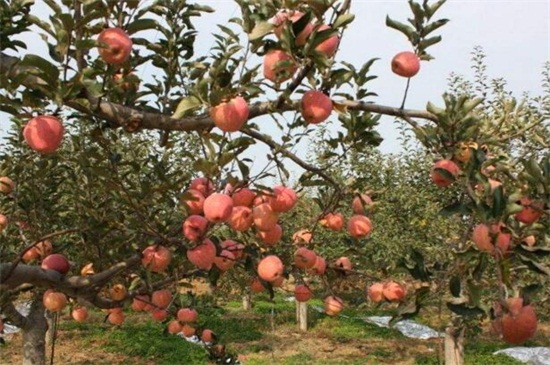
363,315,443,340
493,347,550,365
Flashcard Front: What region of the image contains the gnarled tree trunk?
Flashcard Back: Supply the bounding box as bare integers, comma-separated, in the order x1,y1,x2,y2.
21,298,48,365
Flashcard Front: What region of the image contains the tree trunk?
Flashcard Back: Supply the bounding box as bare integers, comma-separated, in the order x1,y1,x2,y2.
21,298,48,365
242,294,251,311
296,301,308,331
444,325,465,365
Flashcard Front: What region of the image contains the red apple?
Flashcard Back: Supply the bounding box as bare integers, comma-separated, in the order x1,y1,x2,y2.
0,214,8,233
253,203,279,231
294,284,313,302
23,115,64,154
347,215,373,238
352,194,373,215
272,11,314,46
210,96,250,132
189,177,215,197
72,307,88,322
177,308,198,323
431,160,460,187
151,289,172,309
324,296,344,316
367,283,384,303
315,25,339,57
214,249,236,271
227,206,253,231
97,27,132,65
41,254,70,274
391,51,420,77
0,176,14,194
141,245,172,272
294,247,317,269
231,187,256,207
257,255,284,282
187,238,216,270
181,189,205,215
258,224,282,245
515,198,543,225
203,193,233,223
182,215,209,241
301,90,332,124
263,50,297,83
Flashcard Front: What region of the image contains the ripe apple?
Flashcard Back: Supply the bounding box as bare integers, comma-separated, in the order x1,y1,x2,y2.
431,160,460,187
515,198,543,225
43,290,67,312
263,50,297,83
320,212,345,231
270,185,298,212
228,206,253,231
209,96,250,132
334,257,352,273
71,307,88,322
181,189,205,215
250,278,265,293
324,296,344,316
294,284,313,302
308,256,326,276
108,309,124,325
151,309,168,322
391,51,420,77
315,25,339,57
383,281,406,301
231,187,256,207
352,194,373,215
151,289,172,309
471,224,493,252
347,215,373,238
131,295,150,311
23,115,64,154
203,193,233,223
187,238,216,270
0,176,14,194
214,249,236,271
257,224,283,245
494,297,538,345
141,245,172,272
257,255,284,282
294,247,317,269
177,308,198,323
41,254,70,274
220,240,245,260
0,214,8,233
253,203,279,231
167,320,183,334
189,177,215,197
182,215,209,241
272,11,314,46
301,90,332,124
97,27,132,65
35,240,53,258
109,284,127,301
367,283,384,303
181,324,196,337
201,329,216,343
22,247,40,263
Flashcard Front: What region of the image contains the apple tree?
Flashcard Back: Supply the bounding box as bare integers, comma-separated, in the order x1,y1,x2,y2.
0,1,548,365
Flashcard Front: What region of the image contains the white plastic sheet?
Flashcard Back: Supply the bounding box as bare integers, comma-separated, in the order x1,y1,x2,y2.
493,347,550,365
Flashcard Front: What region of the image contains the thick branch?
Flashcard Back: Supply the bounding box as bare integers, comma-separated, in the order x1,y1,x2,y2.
0,287,28,328
0,52,437,132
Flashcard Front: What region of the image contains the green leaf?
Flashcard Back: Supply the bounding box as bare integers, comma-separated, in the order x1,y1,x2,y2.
126,19,158,34
446,303,485,317
19,54,60,85
418,35,442,50
518,255,550,276
449,276,461,297
422,19,449,36
333,14,355,29
172,96,202,119
385,16,415,40
249,21,274,41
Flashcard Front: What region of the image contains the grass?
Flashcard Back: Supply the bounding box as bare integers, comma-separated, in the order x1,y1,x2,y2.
42,295,547,365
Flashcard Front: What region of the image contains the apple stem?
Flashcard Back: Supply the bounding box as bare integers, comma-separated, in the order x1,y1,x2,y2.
400,77,412,110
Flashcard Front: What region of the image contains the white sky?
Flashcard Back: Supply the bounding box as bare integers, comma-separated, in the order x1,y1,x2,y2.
1,0,549,180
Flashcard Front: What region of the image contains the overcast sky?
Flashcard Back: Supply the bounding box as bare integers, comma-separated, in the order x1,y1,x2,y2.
1,0,549,179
